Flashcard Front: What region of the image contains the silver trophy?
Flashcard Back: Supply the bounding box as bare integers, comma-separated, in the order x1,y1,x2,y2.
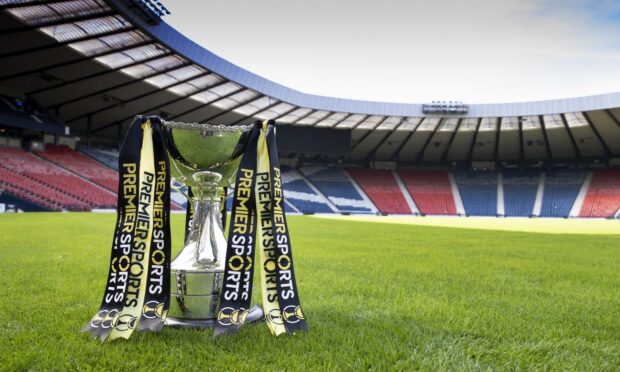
162,121,263,327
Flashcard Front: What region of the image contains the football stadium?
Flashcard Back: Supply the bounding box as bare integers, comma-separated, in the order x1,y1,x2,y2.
0,0,618,370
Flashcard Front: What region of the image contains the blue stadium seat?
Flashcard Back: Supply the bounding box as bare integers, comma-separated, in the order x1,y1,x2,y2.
540,170,586,217
79,147,119,170
300,167,373,213
455,171,497,216
503,169,540,217
280,166,333,213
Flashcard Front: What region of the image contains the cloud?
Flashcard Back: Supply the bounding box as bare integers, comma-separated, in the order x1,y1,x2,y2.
164,0,620,104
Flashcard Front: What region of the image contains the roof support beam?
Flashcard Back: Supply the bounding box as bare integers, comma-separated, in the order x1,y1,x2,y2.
0,10,116,35
351,116,388,152
538,115,553,161
255,104,298,122
289,109,317,125
493,119,501,161
0,26,136,59
467,118,482,164
27,51,175,95
605,109,620,129
351,115,372,131
583,112,613,157
93,84,244,133
560,114,581,158
235,99,284,124
0,40,155,81
270,105,300,121
65,70,211,122
0,0,76,10
365,119,402,162
441,118,463,163
391,123,415,162
318,113,354,128
518,117,524,164
50,61,194,109
199,94,267,124
165,82,244,121
416,118,444,163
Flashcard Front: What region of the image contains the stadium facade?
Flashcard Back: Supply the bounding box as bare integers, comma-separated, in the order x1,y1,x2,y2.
0,0,619,218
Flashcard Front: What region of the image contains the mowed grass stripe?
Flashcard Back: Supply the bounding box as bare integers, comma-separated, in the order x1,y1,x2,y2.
0,213,618,370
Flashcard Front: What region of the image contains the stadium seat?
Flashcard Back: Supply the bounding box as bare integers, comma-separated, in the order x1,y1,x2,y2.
347,169,410,214
39,145,118,192
0,146,116,209
579,169,620,217
540,170,585,217
0,166,89,210
300,167,374,213
79,147,120,171
398,170,456,215
455,171,497,216
503,169,540,217
280,166,333,214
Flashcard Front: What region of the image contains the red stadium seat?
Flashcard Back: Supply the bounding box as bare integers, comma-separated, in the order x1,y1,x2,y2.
0,146,116,210
579,169,620,217
347,169,410,214
37,145,118,192
399,170,457,215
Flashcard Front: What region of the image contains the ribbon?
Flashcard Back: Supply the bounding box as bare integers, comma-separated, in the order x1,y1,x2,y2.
265,122,307,333
136,116,171,332
215,120,308,336
82,116,171,341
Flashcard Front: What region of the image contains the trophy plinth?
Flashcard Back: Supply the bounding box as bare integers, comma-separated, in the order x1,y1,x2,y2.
162,121,262,328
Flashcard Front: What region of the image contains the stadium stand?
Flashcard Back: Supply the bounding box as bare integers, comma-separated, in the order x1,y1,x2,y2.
540,170,585,217
39,145,118,192
0,188,48,212
579,169,620,217
299,167,374,213
502,169,540,217
80,147,120,171
2,144,619,218
0,146,114,210
280,166,333,213
0,166,84,210
455,171,498,216
398,170,457,215
347,169,410,214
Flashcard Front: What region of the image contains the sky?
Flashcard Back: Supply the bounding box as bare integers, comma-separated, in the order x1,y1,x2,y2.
163,0,620,104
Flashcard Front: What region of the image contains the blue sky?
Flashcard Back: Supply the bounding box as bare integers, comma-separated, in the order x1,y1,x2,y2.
164,0,620,104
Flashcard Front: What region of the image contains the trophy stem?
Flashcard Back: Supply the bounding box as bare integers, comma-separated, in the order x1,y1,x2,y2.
191,191,225,266
166,171,226,326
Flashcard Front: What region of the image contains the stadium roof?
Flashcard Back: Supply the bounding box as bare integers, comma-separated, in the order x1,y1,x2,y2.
1,0,620,163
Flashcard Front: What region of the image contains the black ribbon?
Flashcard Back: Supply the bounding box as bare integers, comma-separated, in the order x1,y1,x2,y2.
266,123,308,333
215,120,308,336
214,123,260,336
82,116,171,340
137,116,171,332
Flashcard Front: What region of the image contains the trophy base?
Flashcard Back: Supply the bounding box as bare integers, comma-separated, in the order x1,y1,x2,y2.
165,305,265,328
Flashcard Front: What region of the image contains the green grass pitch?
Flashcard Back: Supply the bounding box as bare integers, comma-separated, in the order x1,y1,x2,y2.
0,213,618,370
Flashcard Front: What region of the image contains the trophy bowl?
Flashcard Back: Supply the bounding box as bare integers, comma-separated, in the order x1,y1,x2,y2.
162,121,262,328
